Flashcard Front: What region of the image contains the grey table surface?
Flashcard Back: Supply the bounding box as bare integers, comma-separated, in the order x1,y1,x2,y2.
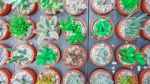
0,0,150,84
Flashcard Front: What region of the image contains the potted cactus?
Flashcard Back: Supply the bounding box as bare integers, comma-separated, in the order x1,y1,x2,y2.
91,0,115,14
116,14,146,41
141,18,150,40
90,69,114,84
91,16,114,40
63,45,87,68
142,0,150,15
90,43,113,66
4,0,38,15
7,13,36,40
116,0,141,16
63,0,87,15
114,69,138,84
59,16,87,44
0,44,10,66
11,68,36,84
39,0,63,15
7,43,37,66
139,69,150,84
35,16,60,44
36,69,61,84
141,44,150,66
116,44,146,68
63,69,86,84
0,0,11,16
0,68,11,84
36,44,60,66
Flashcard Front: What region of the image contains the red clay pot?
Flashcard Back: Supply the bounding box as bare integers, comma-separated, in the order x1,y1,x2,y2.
0,68,12,84
141,0,150,15
139,68,150,84
141,44,150,66
0,3,11,16
141,19,150,40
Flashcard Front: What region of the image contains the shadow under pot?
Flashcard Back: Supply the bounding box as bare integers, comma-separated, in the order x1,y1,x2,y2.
141,44,150,66
142,0,150,16
90,43,113,66
63,45,87,68
63,69,86,84
0,18,10,40
139,69,150,84
0,1,11,16
36,44,60,66
91,16,114,40
36,68,61,84
8,43,37,66
11,68,36,84
63,0,87,16
141,19,150,40
0,44,10,67
116,44,145,68
39,0,63,16
91,0,115,14
0,68,12,84
116,0,141,16
114,69,138,84
90,69,114,84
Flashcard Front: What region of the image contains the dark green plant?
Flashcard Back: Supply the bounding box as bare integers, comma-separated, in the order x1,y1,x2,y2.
59,16,85,44
119,46,145,65
0,0,3,11
36,46,58,65
92,16,112,40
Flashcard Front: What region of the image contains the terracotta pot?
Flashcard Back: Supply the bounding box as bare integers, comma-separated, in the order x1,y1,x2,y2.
0,44,10,66
141,0,150,15
90,69,113,84
0,68,12,84
63,0,86,16
116,18,140,41
141,19,150,40
0,18,10,40
116,44,138,68
63,69,86,84
10,43,37,66
141,44,150,66
91,0,115,14
63,45,87,68
116,0,141,16
90,16,114,40
0,3,11,16
139,68,150,84
90,43,113,66
114,69,138,84
12,68,37,84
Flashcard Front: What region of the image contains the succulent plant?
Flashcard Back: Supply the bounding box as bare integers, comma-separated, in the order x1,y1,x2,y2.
35,16,59,44
143,73,150,84
92,16,112,40
0,0,3,11
117,76,136,84
0,21,4,37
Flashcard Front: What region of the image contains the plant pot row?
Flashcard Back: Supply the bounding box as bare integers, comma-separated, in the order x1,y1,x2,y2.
1,68,150,84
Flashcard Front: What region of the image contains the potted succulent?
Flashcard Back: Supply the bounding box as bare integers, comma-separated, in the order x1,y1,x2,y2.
0,44,10,66
7,43,37,66
141,44,150,66
63,0,87,15
36,68,61,84
0,0,11,16
91,0,115,14
90,43,113,66
39,0,63,16
90,69,114,84
11,68,36,84
0,18,10,40
63,69,86,84
116,0,141,16
63,45,87,68
91,16,114,40
141,18,150,40
0,68,11,84
139,69,150,84
116,14,146,41
7,13,36,40
116,44,146,68
114,69,138,84
4,0,38,15
35,16,60,44
142,0,150,15
36,44,60,66
59,16,87,44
